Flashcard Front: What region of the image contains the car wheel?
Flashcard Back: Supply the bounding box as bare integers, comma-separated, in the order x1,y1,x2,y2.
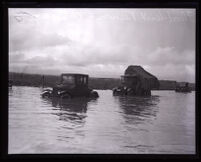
43,92,50,98
90,91,99,98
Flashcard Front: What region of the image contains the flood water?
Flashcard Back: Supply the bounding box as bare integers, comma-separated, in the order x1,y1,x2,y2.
9,86,195,154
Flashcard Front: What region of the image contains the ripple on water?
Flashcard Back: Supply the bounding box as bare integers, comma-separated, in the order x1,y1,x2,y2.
9,87,195,154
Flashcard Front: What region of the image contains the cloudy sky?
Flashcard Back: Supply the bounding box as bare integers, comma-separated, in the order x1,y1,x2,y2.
9,8,195,82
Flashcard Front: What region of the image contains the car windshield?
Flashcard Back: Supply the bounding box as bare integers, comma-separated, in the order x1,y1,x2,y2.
62,75,74,84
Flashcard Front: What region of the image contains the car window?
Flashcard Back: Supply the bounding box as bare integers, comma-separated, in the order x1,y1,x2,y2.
76,76,87,85
83,77,87,84
77,77,82,85
62,75,74,84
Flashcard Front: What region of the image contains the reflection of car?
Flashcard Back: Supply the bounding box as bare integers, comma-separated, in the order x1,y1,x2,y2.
51,97,91,112
41,73,99,99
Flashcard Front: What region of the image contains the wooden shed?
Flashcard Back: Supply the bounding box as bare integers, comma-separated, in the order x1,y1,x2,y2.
123,65,159,90
113,65,159,96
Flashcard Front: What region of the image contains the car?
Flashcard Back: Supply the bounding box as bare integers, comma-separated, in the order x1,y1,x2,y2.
41,73,99,99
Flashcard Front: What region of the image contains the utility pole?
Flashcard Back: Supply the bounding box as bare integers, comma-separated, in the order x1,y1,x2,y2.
42,75,45,88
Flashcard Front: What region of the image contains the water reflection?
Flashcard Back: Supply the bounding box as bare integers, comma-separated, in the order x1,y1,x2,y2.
114,95,160,125
51,98,88,113
9,87,195,154
42,97,97,123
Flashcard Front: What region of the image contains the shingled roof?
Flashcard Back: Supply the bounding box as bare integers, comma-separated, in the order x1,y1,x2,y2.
124,65,159,89
125,65,157,78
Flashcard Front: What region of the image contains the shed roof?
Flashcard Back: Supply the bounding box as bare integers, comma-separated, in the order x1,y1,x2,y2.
124,65,159,89
124,65,158,79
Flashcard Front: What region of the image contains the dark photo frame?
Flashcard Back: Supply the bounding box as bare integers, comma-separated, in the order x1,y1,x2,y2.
1,0,200,160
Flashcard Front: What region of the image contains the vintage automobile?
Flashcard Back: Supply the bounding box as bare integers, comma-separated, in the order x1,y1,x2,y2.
41,73,99,99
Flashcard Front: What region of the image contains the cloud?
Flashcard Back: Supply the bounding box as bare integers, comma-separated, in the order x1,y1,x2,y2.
147,47,195,65
8,8,196,82
9,30,71,52
9,41,195,82
148,64,195,83
9,52,26,63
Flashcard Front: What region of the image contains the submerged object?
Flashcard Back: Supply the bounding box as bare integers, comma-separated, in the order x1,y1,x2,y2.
113,65,159,96
175,82,192,93
41,73,99,99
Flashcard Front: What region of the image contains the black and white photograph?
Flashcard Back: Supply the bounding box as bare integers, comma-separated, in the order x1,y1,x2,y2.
8,6,196,155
